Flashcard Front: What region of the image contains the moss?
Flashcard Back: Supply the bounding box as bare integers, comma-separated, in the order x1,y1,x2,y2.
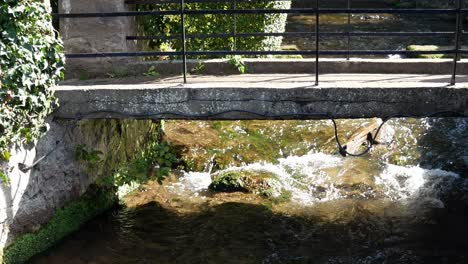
0,120,164,263
2,187,117,264
406,45,445,59
163,120,338,172
268,189,293,204
259,188,275,198
209,171,276,194
75,120,162,179
209,171,247,192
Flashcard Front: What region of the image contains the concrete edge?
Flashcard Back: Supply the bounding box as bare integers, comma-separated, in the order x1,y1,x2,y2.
64,58,468,79
52,86,468,120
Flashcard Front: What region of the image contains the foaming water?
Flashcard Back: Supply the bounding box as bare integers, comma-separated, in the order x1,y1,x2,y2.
169,151,462,207
376,165,459,201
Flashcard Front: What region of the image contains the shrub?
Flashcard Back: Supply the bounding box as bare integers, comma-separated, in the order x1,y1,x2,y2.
136,1,291,58
0,0,65,182
94,141,180,188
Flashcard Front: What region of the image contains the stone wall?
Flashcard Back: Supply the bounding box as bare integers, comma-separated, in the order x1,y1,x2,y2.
59,0,136,78
0,119,159,260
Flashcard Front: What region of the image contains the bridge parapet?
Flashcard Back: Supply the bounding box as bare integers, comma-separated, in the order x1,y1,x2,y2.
55,73,468,120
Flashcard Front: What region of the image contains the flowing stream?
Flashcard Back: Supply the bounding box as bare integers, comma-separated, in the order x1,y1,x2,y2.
282,0,458,57
30,118,468,264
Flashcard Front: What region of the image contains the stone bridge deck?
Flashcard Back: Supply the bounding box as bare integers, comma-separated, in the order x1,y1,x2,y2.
54,74,468,120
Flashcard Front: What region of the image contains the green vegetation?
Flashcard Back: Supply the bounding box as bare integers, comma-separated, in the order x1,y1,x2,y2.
209,170,275,195
0,0,65,183
2,186,116,264
2,120,175,263
75,144,103,170
70,120,178,190
406,45,445,59
163,120,337,172
272,189,293,203
96,141,180,188
0,171,8,185
136,1,290,58
190,61,205,74
261,188,293,209
143,65,159,77
210,171,247,192
227,55,246,74
105,69,131,79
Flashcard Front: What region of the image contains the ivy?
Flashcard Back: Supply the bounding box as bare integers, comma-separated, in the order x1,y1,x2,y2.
0,0,64,182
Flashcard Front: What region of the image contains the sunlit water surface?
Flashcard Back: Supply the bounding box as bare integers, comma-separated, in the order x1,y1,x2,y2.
30,117,468,264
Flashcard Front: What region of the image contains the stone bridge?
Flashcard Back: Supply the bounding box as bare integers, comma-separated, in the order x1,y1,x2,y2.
56,59,468,120
54,0,468,119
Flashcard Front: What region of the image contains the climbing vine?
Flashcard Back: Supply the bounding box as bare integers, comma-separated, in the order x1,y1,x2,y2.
0,0,65,183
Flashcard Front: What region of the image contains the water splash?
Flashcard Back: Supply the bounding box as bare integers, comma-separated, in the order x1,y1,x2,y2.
169,152,461,206
375,164,459,201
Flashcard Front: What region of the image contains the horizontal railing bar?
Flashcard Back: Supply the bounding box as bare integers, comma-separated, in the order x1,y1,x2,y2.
53,8,460,18
124,0,468,11
65,49,458,58
127,31,462,41
55,10,178,18
125,0,293,3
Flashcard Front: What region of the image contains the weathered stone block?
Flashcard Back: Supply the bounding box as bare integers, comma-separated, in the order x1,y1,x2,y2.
59,0,136,78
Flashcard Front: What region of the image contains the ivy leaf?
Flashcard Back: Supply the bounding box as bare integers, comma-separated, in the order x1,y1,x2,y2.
0,171,10,186
2,151,11,161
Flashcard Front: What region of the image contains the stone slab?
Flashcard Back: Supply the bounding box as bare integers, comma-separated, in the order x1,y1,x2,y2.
55,74,468,120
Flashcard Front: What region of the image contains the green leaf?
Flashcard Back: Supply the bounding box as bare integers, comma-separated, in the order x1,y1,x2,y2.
0,0,64,159
0,171,10,185
2,151,11,161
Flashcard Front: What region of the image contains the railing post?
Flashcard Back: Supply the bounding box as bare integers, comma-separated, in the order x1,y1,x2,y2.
315,0,320,86
233,0,237,51
180,0,187,84
346,0,351,60
451,0,463,85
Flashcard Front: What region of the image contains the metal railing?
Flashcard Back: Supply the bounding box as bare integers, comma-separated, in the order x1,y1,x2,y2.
54,0,467,85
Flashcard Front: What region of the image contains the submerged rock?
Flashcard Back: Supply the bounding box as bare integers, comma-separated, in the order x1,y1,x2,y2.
209,171,274,194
